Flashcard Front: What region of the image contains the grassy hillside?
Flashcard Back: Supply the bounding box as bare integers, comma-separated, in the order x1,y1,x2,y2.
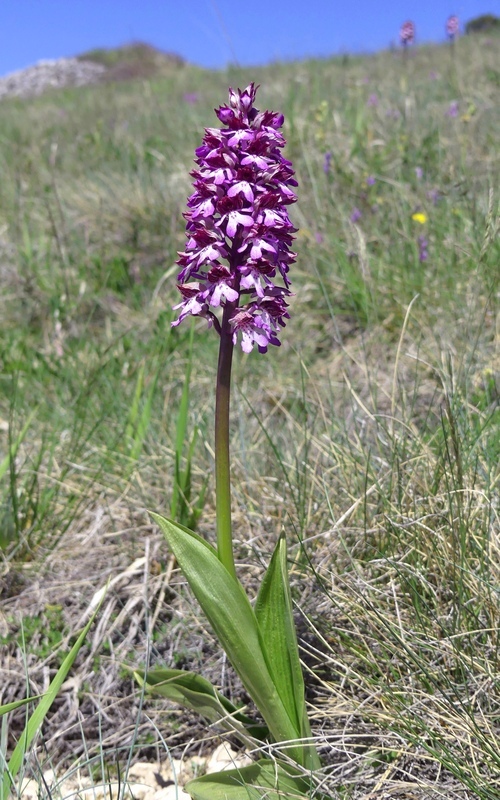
0,33,499,799
77,41,186,80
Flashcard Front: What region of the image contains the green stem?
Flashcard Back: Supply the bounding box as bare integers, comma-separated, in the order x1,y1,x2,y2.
215,302,236,579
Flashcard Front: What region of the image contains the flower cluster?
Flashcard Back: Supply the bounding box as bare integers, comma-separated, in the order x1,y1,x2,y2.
400,20,415,46
172,83,298,353
446,14,459,40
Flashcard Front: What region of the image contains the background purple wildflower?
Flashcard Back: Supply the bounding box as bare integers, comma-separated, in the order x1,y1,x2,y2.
446,15,460,40
400,20,416,46
173,83,297,354
418,235,429,262
427,188,441,204
350,207,362,223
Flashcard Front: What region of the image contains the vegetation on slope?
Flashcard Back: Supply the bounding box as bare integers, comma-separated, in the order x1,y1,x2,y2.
0,31,499,799
77,41,186,81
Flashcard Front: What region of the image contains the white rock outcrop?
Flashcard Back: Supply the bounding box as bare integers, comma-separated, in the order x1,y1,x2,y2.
0,58,106,101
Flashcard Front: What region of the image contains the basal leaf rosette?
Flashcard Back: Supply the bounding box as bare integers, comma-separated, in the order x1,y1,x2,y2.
173,83,297,354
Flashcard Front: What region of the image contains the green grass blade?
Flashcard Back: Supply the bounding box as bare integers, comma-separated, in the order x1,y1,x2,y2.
171,325,194,521
188,471,208,530
129,365,159,461
0,605,100,800
180,426,198,500
0,409,37,482
175,328,194,455
0,698,42,718
124,363,144,444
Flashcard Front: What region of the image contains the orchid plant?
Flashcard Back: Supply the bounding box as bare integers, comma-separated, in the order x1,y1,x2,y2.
135,84,321,799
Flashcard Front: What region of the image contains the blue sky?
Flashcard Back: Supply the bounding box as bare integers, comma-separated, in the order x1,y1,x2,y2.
0,1,493,76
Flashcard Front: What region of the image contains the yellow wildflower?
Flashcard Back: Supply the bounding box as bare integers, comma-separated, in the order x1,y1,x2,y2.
411,212,427,224
461,105,476,123
314,100,329,123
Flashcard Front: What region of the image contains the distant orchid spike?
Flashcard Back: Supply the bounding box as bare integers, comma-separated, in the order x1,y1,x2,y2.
173,83,297,353
446,15,459,40
418,235,429,262
400,20,415,47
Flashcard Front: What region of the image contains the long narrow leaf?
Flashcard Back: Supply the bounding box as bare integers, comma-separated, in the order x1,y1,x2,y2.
129,366,159,461
175,326,194,457
134,667,268,741
171,325,194,521
150,513,304,762
0,409,37,482
255,536,303,730
125,363,144,444
1,605,100,800
189,471,208,530
0,698,42,718
255,535,320,771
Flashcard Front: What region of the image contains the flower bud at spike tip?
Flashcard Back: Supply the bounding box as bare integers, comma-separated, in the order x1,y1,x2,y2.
173,83,297,354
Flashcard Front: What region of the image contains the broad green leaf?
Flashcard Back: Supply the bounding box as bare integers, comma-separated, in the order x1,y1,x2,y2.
1,605,100,800
0,697,41,717
134,667,268,741
185,759,317,800
150,513,304,763
255,535,303,729
255,535,320,771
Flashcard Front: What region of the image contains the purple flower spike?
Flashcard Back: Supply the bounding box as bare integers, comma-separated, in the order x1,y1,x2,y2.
350,207,362,223
418,235,428,262
172,83,297,353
